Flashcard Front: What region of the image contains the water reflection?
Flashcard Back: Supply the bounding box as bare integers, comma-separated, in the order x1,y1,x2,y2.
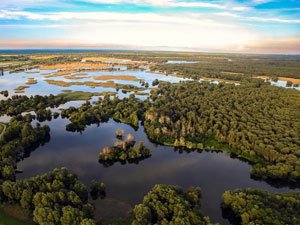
16,118,299,225
0,69,188,98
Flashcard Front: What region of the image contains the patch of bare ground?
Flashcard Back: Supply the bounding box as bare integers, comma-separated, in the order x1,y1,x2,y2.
44,69,77,78
279,77,300,85
40,62,109,71
26,78,38,84
255,76,270,80
93,75,140,81
46,80,118,88
14,85,29,91
200,77,238,84
64,73,90,80
45,80,146,92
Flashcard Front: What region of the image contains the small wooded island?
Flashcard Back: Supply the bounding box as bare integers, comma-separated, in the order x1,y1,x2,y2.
99,131,151,166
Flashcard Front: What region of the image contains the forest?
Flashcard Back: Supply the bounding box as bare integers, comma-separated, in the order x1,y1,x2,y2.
131,184,214,225
0,51,300,225
59,80,300,182
0,119,50,181
144,80,300,182
99,132,151,167
61,94,149,132
222,188,300,225
0,168,96,225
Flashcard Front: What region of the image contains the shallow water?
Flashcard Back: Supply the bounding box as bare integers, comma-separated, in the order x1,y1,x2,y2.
1,69,298,101
269,79,300,91
0,69,188,97
16,118,298,225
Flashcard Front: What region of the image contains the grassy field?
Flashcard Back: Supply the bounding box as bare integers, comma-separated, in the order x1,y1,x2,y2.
93,75,140,81
0,205,31,225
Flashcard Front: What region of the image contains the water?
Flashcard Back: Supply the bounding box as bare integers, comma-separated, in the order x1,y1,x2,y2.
269,79,300,91
1,68,299,224
16,118,298,225
0,69,188,98
1,69,298,100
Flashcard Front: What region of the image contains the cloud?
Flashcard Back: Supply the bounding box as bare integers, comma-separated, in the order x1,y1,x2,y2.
84,0,225,8
2,9,300,24
251,0,275,4
235,36,300,54
81,0,254,11
0,1,299,53
0,10,237,27
216,11,300,24
0,11,258,51
248,16,300,23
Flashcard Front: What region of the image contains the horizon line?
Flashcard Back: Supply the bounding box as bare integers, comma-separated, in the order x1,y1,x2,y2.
0,48,299,56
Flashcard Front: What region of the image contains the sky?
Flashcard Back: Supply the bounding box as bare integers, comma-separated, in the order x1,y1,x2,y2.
0,0,299,53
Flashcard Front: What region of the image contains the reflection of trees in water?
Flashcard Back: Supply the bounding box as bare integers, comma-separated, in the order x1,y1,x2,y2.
221,206,241,225
98,156,151,168
250,175,300,189
66,120,108,133
22,134,51,159
90,191,106,200
16,134,51,172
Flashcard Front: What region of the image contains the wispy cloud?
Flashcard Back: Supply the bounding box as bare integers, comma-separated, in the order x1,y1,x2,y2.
0,0,299,53
235,36,300,54
82,0,254,11
216,11,300,24
2,8,299,24
83,0,226,8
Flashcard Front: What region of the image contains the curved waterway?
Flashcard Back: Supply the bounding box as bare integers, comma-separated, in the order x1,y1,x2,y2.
1,67,299,224
16,117,298,225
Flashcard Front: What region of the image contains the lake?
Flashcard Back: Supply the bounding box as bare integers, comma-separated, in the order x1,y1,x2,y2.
1,68,299,101
0,69,189,98
15,117,298,224
1,67,299,224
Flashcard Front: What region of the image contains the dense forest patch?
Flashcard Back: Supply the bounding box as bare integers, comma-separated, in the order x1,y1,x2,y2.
144,81,300,182
61,95,149,131
0,168,97,225
58,80,300,182
0,119,50,181
131,184,215,225
222,189,300,225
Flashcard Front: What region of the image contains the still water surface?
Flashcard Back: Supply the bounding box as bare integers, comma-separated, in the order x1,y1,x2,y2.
1,68,299,224
16,118,298,224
